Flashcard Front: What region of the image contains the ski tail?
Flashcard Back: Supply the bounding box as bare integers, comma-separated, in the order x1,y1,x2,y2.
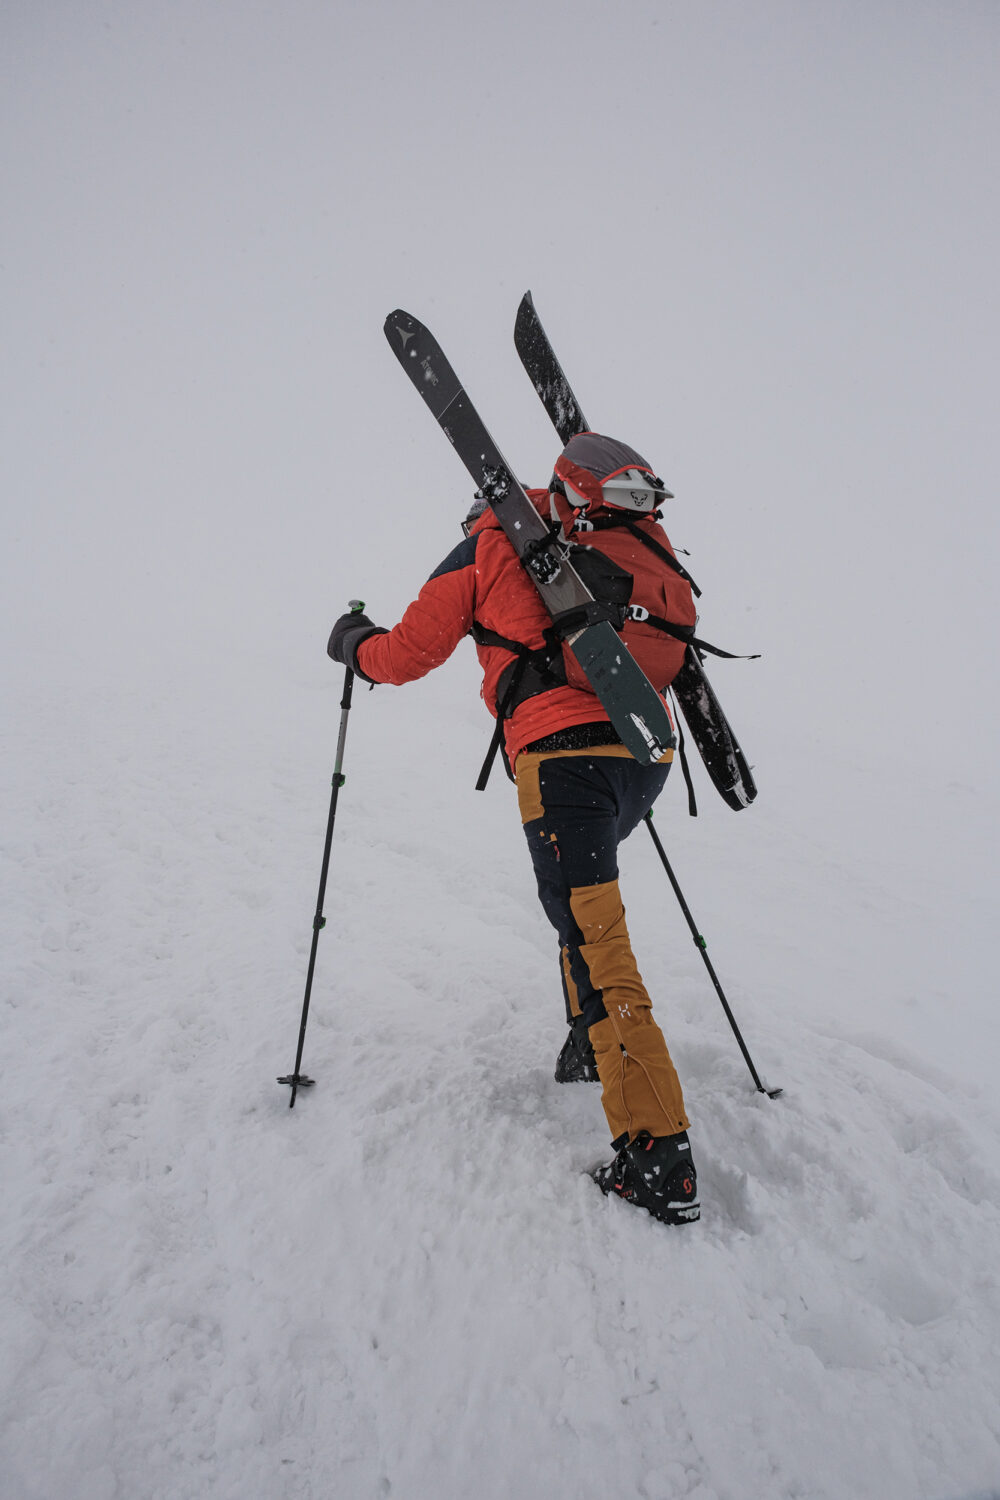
672,649,757,810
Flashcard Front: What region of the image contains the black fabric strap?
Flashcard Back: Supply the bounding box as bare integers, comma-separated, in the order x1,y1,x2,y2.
470,623,530,655
475,684,521,789
640,615,759,662
619,517,701,598
471,623,566,790
669,687,698,817
470,623,567,710
585,513,702,599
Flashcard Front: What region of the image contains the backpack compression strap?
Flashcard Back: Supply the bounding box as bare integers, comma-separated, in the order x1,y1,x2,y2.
630,611,759,662
584,512,702,599
582,514,756,660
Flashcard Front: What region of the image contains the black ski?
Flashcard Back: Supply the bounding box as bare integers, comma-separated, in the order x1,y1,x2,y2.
514,291,591,445
514,292,757,812
384,309,675,768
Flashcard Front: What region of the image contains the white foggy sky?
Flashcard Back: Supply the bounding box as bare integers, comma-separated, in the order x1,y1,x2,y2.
3,0,998,797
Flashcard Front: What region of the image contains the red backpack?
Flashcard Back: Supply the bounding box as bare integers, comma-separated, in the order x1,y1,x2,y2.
558,508,697,696
471,434,750,787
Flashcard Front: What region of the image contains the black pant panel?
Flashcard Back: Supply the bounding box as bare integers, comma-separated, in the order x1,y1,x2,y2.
520,754,669,1026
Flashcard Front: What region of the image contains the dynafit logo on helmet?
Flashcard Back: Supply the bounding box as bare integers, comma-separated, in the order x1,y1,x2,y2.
602,468,671,513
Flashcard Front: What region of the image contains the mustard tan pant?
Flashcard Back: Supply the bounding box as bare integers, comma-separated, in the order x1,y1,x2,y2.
516,747,689,1147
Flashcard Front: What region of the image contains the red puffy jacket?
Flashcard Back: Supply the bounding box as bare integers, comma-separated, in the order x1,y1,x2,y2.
357,489,696,769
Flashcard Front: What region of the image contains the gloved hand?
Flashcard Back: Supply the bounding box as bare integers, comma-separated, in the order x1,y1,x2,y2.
327,610,386,682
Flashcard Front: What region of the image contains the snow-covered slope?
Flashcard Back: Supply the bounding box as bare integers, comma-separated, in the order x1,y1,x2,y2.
4,648,999,1500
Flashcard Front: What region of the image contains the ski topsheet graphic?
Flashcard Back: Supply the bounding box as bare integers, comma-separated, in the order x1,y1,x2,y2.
383,309,676,769
514,291,757,811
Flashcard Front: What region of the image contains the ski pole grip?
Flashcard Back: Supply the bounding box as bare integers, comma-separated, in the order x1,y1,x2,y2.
347,597,371,702
342,600,366,705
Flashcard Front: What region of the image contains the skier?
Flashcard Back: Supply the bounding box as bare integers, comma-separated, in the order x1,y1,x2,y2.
328,433,700,1226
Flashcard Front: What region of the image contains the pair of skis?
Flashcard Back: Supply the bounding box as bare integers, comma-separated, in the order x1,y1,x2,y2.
383,296,756,810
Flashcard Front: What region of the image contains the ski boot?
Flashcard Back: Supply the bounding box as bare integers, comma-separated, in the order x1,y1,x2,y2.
593,1130,700,1225
554,1017,600,1083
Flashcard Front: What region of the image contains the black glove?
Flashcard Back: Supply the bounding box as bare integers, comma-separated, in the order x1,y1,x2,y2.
327,611,386,682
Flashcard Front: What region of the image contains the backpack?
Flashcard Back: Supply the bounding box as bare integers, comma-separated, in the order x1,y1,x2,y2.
471,501,734,789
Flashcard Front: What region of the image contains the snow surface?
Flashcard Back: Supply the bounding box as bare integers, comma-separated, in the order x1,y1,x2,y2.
4,4,1000,1498
4,648,1000,1500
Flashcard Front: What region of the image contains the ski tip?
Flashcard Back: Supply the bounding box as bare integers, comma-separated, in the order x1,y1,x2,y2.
514,292,536,334
384,308,415,333
383,310,422,355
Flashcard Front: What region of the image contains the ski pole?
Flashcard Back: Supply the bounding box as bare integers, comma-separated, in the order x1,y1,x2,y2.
278,599,365,1108
643,811,781,1098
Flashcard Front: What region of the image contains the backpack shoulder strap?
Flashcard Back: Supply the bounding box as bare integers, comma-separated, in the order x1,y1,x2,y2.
470,622,530,655
469,622,567,790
